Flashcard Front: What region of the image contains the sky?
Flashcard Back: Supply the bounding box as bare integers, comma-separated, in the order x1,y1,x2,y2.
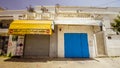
0,0,120,10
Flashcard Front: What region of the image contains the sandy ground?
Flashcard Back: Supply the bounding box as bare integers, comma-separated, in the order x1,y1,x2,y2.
0,57,120,68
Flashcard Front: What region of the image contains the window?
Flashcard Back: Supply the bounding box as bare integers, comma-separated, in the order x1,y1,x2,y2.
0,20,13,28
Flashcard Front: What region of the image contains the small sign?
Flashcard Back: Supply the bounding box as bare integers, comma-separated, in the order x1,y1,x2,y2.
9,29,52,35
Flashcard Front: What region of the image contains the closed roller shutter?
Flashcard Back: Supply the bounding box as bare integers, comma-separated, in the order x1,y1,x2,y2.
24,34,50,57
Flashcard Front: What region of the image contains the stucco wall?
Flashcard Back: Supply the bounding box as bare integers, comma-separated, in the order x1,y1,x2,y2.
95,31,106,56
49,25,58,57
57,25,96,58
106,35,120,56
102,15,120,56
0,29,8,33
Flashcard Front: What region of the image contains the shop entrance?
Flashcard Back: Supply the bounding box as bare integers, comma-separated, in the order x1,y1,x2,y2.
24,34,50,57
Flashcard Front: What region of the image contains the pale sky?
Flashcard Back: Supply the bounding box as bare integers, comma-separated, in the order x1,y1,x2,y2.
0,0,120,10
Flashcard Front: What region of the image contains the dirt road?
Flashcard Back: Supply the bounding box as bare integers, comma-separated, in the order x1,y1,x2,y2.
0,57,120,68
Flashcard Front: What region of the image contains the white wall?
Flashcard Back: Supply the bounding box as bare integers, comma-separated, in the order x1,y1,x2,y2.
0,29,8,33
102,14,120,56
106,35,120,56
55,18,101,26
57,25,96,58
49,25,57,57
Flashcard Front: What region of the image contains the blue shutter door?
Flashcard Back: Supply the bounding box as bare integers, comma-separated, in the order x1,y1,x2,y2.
64,33,89,58
81,33,90,58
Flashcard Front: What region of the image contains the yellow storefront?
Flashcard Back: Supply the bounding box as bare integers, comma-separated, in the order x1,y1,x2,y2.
7,20,54,57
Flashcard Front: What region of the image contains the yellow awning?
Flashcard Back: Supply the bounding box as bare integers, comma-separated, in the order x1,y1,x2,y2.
8,20,53,35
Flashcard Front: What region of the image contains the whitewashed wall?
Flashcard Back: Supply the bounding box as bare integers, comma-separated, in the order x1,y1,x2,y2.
49,25,58,57
57,25,97,58
102,14,120,56
106,35,120,56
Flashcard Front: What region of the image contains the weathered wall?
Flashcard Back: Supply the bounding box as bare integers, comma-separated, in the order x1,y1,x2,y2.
57,25,97,58
49,25,58,57
95,31,106,56
106,35,120,56
0,29,8,33
102,14,120,56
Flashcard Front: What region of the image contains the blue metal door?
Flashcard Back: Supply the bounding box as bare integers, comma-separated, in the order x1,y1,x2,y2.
64,33,89,58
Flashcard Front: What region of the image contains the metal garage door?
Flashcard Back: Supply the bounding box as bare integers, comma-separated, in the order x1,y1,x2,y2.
24,34,50,57
64,33,89,58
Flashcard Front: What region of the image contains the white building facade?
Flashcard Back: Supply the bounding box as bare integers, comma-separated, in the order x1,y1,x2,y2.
0,6,120,58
